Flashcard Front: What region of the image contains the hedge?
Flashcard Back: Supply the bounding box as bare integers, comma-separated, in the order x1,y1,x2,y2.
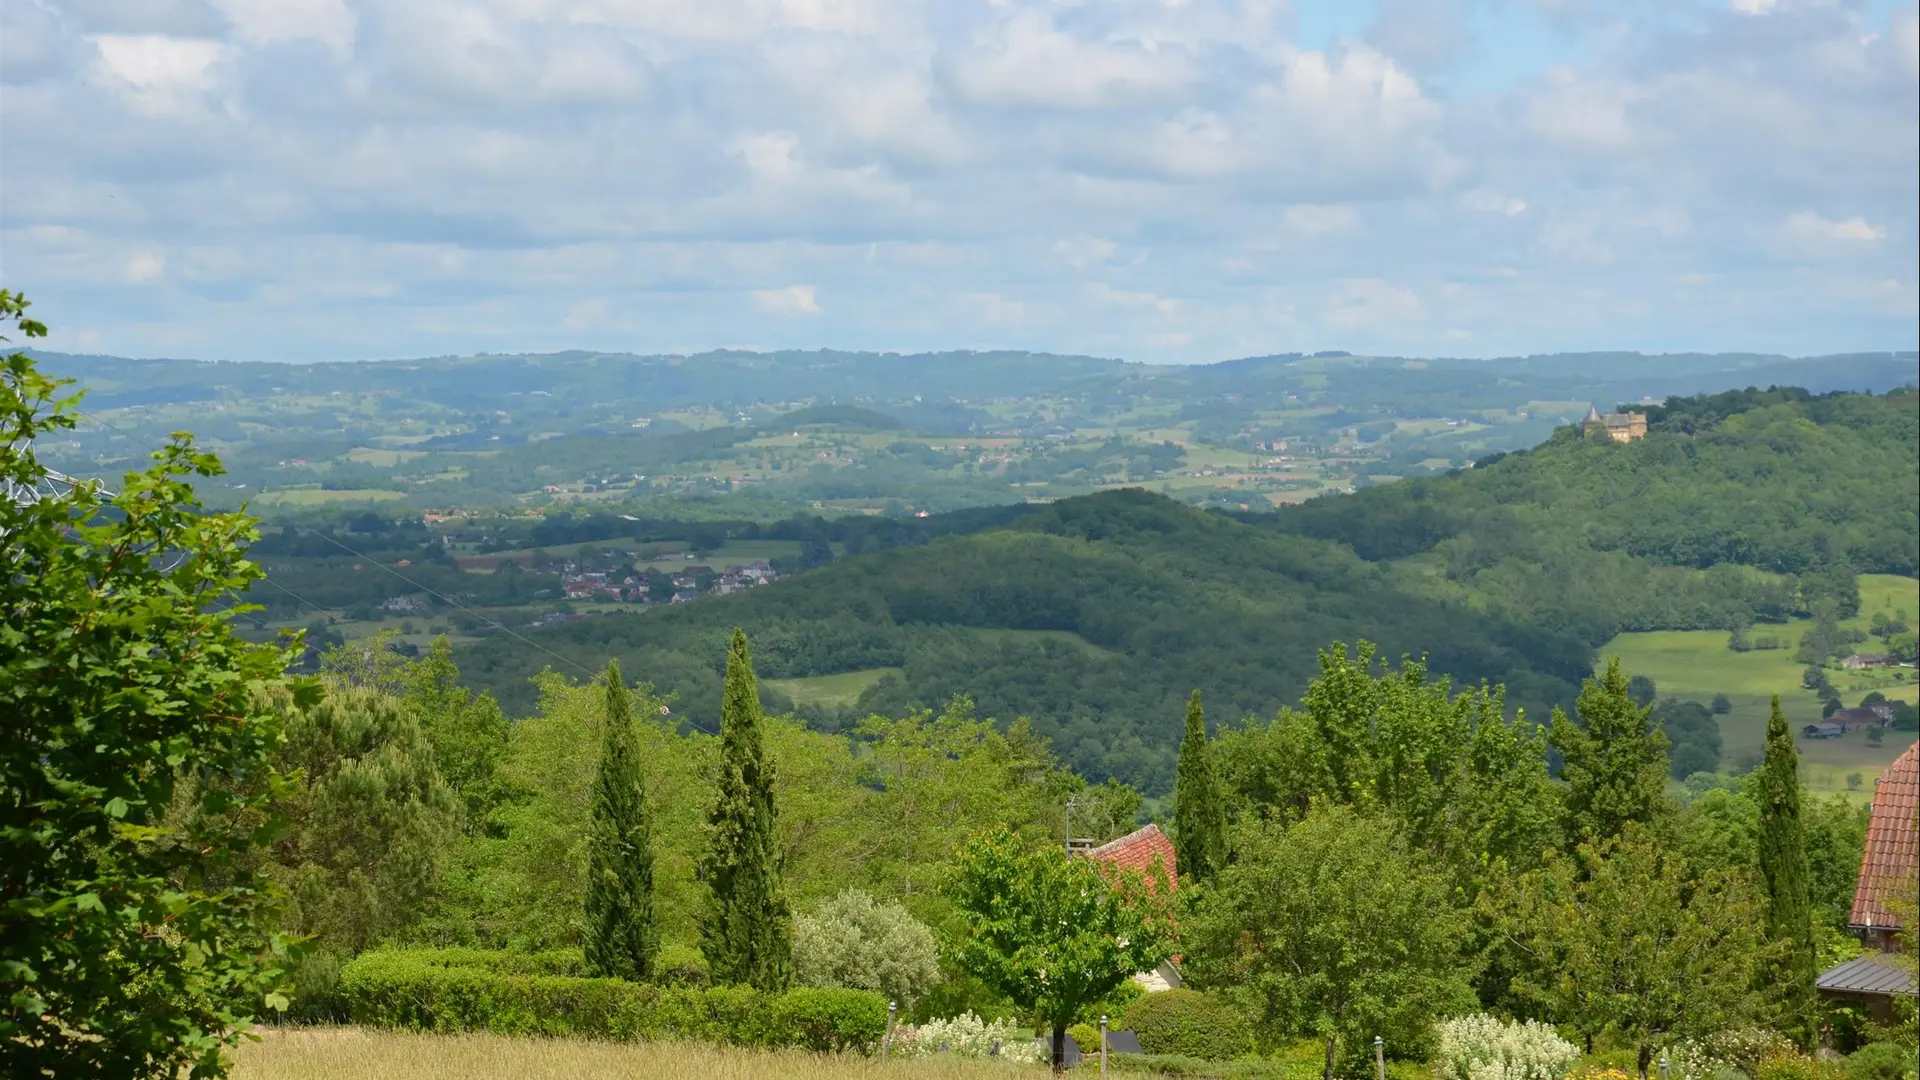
1121,989,1253,1061
339,950,885,1053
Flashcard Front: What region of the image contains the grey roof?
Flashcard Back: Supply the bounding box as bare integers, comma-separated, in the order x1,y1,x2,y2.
1817,954,1916,996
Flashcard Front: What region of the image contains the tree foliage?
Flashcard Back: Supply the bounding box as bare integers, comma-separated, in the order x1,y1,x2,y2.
793,888,940,1008
0,295,297,1078
584,660,658,981
1490,827,1772,1079
1755,697,1817,1048
944,827,1172,1072
1172,690,1227,884
1551,658,1672,847
699,629,793,991
1186,805,1475,1080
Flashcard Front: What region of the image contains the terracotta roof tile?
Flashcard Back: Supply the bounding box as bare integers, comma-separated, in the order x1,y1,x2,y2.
1087,824,1177,888
1850,740,1920,930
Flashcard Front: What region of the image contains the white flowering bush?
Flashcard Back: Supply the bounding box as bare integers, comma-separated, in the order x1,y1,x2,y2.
1669,1028,1792,1080
1435,1015,1580,1080
893,1012,1045,1064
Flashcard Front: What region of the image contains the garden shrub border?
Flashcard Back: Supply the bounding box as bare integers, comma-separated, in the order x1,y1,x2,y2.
339,950,885,1053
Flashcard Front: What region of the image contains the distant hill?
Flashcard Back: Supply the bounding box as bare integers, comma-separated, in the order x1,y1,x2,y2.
460,488,1594,792
1258,386,1920,641
31,346,1917,416
455,387,1919,794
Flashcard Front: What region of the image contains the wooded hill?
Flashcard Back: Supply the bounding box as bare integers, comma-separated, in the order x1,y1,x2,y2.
459,387,1918,793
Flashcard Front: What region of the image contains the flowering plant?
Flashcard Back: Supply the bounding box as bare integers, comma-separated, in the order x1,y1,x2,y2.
1435,1015,1580,1080
893,1012,1045,1064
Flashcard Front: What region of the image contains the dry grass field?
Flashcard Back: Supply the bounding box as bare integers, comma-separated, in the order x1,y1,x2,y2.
231,1028,1046,1080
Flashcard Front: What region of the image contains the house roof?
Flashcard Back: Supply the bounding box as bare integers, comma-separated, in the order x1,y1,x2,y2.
1088,824,1177,885
1816,954,1916,996
1851,740,1920,929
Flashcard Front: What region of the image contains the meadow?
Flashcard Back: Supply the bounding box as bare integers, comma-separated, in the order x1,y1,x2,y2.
1600,573,1919,793
231,1028,1043,1080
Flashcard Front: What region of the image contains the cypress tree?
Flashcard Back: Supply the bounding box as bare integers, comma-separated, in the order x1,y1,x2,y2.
584,660,657,980
1756,695,1818,1048
1172,689,1228,883
698,629,792,991
1549,657,1671,847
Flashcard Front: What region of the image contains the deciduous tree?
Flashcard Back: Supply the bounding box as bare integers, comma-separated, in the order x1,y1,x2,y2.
945,827,1172,1073
1185,805,1474,1080
1,294,299,1078
1491,827,1771,1079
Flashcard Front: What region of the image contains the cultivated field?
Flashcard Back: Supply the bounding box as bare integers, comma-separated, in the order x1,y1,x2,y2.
1600,573,1920,793
231,1028,1043,1080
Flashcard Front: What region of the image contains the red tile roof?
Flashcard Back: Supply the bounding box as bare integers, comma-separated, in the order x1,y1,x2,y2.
1851,740,1920,930
1088,824,1177,888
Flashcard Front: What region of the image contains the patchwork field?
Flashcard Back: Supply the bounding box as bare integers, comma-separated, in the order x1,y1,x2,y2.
1599,573,1919,793
232,1028,1034,1080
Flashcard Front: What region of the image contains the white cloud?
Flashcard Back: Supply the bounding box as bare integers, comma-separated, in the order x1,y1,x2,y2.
752,285,822,316
1326,278,1422,331
91,34,222,113
124,252,166,283
950,10,1194,108
1282,205,1360,235
211,0,355,55
1783,211,1886,244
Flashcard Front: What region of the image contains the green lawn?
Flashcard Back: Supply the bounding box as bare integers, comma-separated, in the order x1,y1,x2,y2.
1600,574,1919,790
763,668,901,708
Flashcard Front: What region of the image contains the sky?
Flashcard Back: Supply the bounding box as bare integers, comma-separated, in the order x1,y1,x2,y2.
1,0,1916,365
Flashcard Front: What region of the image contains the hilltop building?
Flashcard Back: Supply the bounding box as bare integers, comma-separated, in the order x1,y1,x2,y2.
1584,405,1648,442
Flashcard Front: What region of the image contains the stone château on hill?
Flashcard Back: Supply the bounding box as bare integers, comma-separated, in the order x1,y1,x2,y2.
1584,405,1648,442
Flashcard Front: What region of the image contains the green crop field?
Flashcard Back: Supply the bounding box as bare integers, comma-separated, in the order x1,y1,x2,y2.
232,1028,1037,1080
765,668,902,708
251,488,410,506
1601,574,1920,790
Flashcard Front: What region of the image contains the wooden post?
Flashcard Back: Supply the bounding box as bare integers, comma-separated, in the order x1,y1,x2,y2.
1374,1036,1386,1080
882,1000,897,1059
1100,1014,1109,1077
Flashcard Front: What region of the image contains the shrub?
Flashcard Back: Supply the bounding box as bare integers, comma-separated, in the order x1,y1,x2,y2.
1672,1028,1793,1080
1756,1050,1846,1080
338,949,886,1052
1846,1044,1919,1080
1108,1054,1319,1079
793,889,941,1008
893,1012,1044,1064
1122,989,1253,1061
1069,1023,1102,1053
1435,1014,1580,1080
655,943,709,989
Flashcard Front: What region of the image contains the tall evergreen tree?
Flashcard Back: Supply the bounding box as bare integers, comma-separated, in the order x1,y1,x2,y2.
698,629,792,990
1173,689,1228,883
584,660,658,980
1756,695,1817,1048
1550,657,1671,847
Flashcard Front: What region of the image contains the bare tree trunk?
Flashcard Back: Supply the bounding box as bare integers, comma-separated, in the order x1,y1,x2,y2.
1637,1042,1653,1080
1053,1024,1068,1074
1324,1037,1338,1080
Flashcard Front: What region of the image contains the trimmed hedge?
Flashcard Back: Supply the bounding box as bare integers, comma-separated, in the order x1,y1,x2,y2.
1121,989,1253,1061
340,950,885,1053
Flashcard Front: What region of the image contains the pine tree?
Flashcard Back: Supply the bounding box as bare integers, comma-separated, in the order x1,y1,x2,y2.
1756,695,1817,1048
1173,689,1228,883
1550,657,1671,847
698,629,792,991
584,660,657,980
